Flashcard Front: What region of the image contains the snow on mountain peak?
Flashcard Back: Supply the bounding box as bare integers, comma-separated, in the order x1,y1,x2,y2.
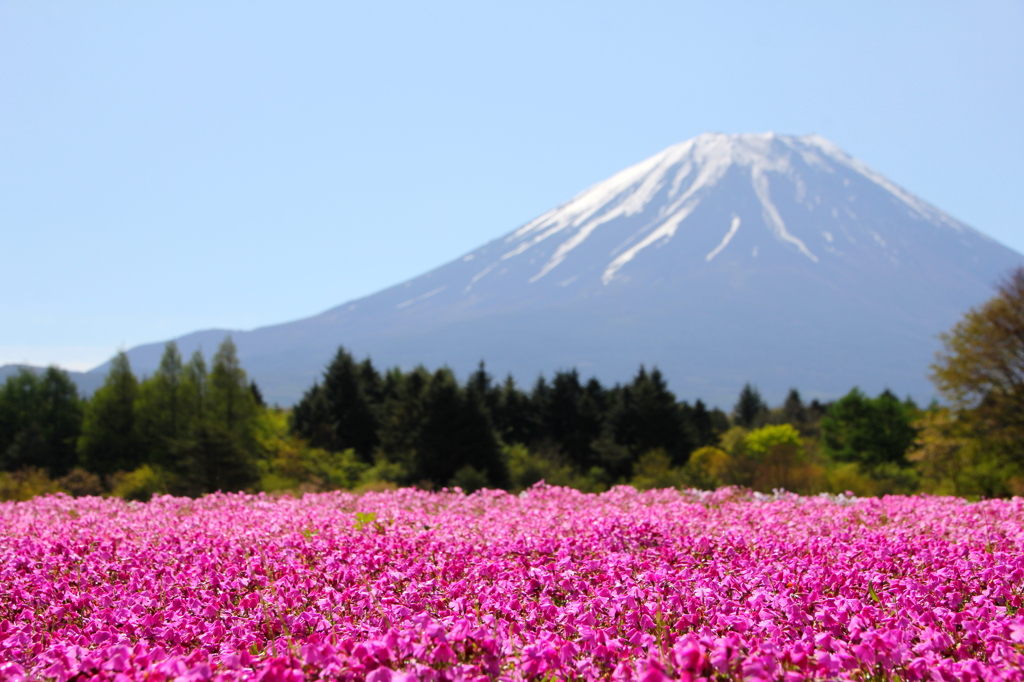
487,132,946,286
106,133,1024,408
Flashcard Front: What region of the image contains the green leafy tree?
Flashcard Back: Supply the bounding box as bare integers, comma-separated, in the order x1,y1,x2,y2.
931,266,1024,448
0,367,82,476
745,423,802,457
820,388,918,468
908,407,1023,497
78,352,145,476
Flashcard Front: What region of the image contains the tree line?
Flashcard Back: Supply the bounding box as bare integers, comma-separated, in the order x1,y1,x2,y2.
2,266,1022,500
289,352,738,491
0,339,263,498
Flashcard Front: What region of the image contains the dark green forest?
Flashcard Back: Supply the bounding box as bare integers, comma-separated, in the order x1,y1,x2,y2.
2,267,1023,501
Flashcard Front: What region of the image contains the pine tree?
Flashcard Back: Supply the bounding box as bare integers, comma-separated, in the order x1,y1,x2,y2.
160,340,260,495
540,370,605,470
249,381,265,408
180,351,207,428
782,388,807,428
376,365,432,478
466,361,501,420
78,352,145,476
208,336,257,445
491,375,538,446
733,383,768,428
415,368,507,489
136,342,185,468
691,399,716,448
611,366,692,466
0,367,82,476
292,347,380,460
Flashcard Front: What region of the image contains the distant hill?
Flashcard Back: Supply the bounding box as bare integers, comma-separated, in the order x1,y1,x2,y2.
84,133,1024,407
0,364,105,397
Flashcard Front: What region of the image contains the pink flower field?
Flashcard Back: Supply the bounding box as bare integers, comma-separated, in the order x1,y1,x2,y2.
3,486,1024,681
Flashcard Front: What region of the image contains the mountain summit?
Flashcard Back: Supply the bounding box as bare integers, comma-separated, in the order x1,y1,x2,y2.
94,133,1024,406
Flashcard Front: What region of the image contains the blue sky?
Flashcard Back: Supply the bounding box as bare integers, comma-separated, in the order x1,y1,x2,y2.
2,1,1022,371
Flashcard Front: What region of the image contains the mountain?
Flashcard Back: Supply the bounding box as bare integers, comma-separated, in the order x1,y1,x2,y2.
0,364,105,396
84,133,1024,407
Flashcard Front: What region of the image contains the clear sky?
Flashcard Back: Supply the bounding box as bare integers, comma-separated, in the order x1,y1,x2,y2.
2,1,1022,371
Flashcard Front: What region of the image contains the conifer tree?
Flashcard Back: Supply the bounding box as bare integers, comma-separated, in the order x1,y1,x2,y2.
491,375,537,446
821,388,918,468
136,342,185,467
375,365,431,477
0,367,82,476
168,340,260,495
783,388,806,427
180,350,208,429
611,366,692,466
733,383,768,428
541,370,605,470
292,347,380,460
78,352,145,475
467,362,505,420
416,368,507,489
691,399,716,448
208,336,257,446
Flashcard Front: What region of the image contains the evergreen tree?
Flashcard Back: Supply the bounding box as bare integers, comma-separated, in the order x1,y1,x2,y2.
250,381,265,408
180,351,208,429
541,370,606,470
466,361,501,420
208,336,258,446
157,349,207,492
0,367,82,476
291,347,380,460
78,352,145,476
491,375,538,446
157,340,260,496
376,366,432,477
783,389,807,427
611,366,692,466
415,368,508,489
691,399,716,448
174,420,257,496
136,342,185,468
289,383,331,449
733,383,768,428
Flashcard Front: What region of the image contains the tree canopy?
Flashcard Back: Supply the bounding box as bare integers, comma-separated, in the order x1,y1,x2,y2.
932,266,1024,446
820,388,918,469
0,367,82,476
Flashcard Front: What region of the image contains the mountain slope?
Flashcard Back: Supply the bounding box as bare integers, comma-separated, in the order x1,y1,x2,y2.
0,364,105,396
87,133,1024,407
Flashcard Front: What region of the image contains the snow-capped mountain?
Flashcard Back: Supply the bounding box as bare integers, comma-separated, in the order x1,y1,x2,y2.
90,133,1024,407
